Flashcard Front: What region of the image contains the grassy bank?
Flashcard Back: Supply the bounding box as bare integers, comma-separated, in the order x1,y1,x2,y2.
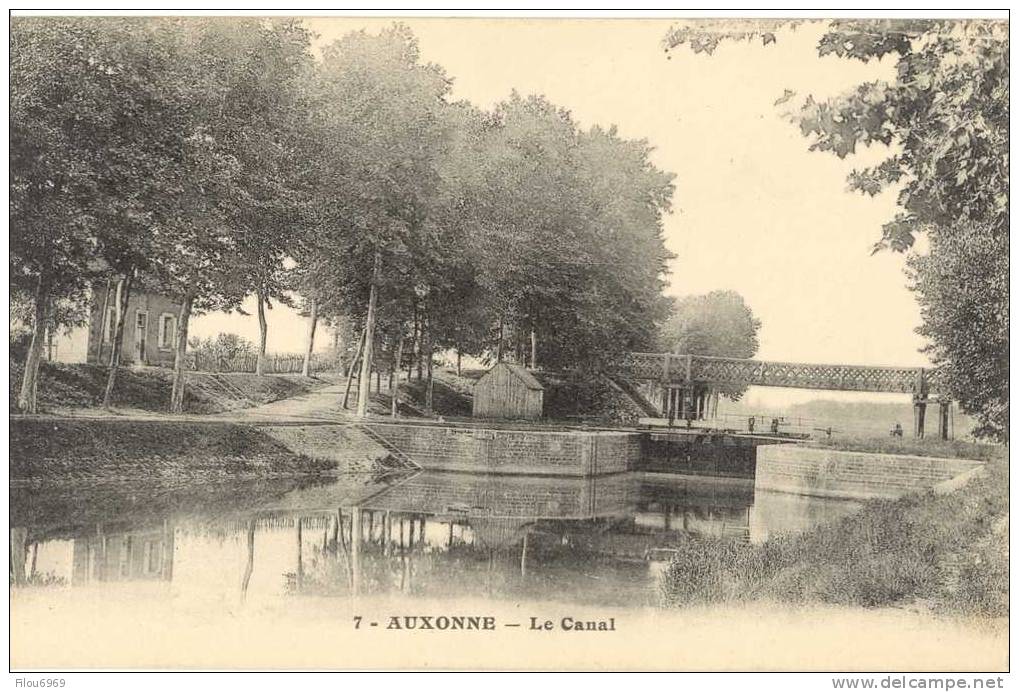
393,367,651,424
10,361,324,415
10,418,336,482
661,456,1007,617
806,433,1006,462
11,476,334,542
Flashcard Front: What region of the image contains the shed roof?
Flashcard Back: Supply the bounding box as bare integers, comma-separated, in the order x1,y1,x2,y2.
486,362,544,391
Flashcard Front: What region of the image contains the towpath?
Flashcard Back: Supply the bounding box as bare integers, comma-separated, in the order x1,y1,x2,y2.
217,381,353,423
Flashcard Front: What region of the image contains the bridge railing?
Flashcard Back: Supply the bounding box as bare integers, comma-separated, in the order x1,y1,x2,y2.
616,352,935,396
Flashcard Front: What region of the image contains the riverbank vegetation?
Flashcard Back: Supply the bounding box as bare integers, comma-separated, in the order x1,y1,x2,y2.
10,419,336,482
8,360,324,415
805,434,1006,463
661,456,1007,618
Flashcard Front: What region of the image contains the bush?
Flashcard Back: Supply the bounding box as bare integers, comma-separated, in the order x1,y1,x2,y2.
660,459,1008,617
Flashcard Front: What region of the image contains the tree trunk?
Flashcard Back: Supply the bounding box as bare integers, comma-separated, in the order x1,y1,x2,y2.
301,297,318,377
17,272,51,414
456,350,462,377
255,288,268,377
10,528,27,586
356,251,382,418
496,316,504,363
425,319,434,414
102,271,135,409
415,315,423,382
342,327,366,410
530,328,537,370
94,277,112,363
407,319,414,380
169,294,194,414
240,518,255,603
391,330,404,418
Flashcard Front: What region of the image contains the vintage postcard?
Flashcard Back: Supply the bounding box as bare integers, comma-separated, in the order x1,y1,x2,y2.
8,11,1009,676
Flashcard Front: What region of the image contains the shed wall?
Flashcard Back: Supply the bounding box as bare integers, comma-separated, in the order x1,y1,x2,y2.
472,364,543,419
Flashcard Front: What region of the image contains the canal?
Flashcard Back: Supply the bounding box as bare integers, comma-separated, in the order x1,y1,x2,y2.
13,460,1007,671
10,467,862,609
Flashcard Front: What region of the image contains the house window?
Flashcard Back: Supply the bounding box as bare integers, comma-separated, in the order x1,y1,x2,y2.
159,313,176,350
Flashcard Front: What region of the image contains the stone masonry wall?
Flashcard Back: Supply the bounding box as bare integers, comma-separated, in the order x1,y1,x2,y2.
756,444,983,500
362,422,641,476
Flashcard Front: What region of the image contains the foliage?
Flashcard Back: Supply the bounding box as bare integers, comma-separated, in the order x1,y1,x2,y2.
469,94,675,369
10,18,109,309
657,290,760,399
661,457,1008,617
188,333,257,363
657,290,760,358
908,225,1009,439
11,19,679,411
662,19,1009,439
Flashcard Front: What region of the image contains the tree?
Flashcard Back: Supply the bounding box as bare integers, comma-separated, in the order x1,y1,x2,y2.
657,290,761,399
663,19,1008,438
469,94,675,372
309,24,452,417
76,20,205,409
218,20,314,377
11,18,112,412
658,290,760,358
908,224,1008,440
137,18,272,412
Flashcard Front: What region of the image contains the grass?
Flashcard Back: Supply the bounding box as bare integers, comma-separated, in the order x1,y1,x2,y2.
806,433,1006,462
10,360,323,415
395,368,651,424
397,375,474,417
661,456,1008,617
12,476,334,543
10,418,336,482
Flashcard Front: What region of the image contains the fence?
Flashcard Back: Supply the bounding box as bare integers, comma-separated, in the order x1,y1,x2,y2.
185,351,339,375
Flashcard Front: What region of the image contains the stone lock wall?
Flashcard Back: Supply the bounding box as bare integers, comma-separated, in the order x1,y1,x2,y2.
361,422,641,476
756,444,983,500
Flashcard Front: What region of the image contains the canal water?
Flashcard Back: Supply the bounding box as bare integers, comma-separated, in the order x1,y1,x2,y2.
10,468,862,610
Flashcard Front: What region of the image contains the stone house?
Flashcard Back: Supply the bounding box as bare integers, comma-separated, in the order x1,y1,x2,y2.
49,280,183,367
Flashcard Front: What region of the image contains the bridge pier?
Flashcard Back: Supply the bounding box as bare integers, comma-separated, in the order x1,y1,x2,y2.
913,397,927,439
938,400,952,440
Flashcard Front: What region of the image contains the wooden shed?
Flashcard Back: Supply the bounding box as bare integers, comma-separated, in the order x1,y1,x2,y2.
472,362,545,420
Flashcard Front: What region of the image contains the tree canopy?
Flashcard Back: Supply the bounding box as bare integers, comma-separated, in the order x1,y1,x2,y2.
10,19,677,414
657,290,761,400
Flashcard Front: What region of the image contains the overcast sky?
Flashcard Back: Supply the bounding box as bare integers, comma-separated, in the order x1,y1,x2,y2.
191,18,926,405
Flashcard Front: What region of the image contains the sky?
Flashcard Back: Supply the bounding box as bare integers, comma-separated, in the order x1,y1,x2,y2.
190,18,927,406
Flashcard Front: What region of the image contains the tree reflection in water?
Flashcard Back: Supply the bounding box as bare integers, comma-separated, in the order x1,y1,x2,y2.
11,470,861,609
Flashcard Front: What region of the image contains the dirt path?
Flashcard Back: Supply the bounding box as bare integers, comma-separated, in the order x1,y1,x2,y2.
217,381,353,423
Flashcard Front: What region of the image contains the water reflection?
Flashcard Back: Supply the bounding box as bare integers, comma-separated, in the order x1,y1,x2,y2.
10,471,861,609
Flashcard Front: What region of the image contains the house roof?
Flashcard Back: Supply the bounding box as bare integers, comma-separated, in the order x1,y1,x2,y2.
490,362,544,391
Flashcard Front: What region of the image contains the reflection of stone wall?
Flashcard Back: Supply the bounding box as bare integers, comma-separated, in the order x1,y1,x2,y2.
363,472,637,519
363,423,641,476
756,445,982,500
638,435,757,478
